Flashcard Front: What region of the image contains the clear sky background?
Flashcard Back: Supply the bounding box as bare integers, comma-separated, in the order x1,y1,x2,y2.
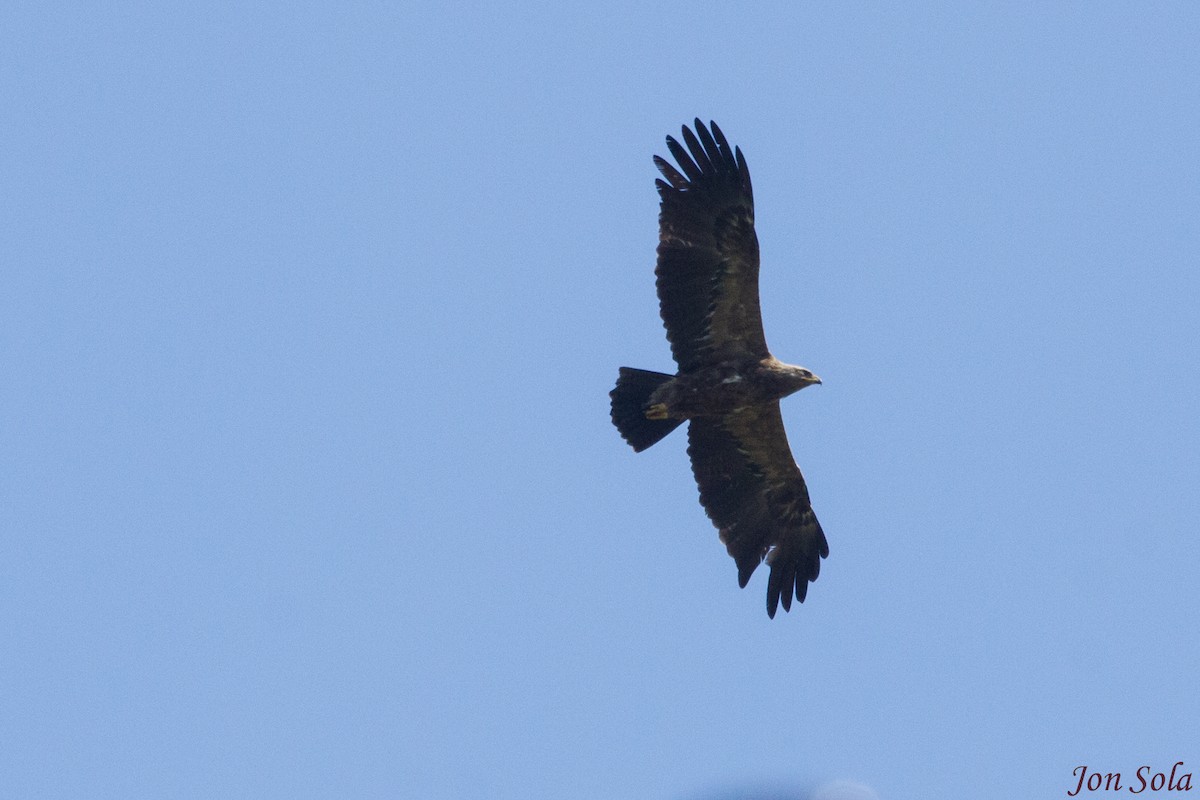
3,3,1199,799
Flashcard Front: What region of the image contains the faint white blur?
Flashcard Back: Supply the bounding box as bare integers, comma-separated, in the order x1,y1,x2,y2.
810,780,881,800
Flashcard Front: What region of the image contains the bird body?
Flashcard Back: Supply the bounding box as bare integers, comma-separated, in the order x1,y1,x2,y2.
610,120,828,618
645,357,820,421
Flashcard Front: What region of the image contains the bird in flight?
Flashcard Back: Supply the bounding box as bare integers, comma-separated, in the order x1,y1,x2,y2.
610,119,828,618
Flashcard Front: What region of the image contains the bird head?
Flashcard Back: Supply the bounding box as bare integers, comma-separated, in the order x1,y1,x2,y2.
771,361,822,397
792,367,822,391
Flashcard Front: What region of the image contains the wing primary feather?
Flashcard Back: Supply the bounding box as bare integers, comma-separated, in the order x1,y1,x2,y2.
693,121,723,172
737,561,755,589
766,567,782,618
735,146,753,199
710,121,736,166
680,125,713,174
777,563,796,614
665,135,704,182
653,155,688,189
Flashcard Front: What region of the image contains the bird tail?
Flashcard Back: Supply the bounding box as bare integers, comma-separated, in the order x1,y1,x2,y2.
610,367,684,452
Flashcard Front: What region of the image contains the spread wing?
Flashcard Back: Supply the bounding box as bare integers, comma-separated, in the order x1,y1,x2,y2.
687,404,828,618
654,119,769,373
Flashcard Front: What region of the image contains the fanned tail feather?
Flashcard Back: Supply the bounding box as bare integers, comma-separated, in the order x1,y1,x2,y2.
610,368,683,452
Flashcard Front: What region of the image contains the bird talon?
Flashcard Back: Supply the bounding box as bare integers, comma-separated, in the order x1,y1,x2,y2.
644,403,669,420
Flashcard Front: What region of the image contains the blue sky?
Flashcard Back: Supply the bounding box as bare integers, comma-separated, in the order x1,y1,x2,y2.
3,3,1199,799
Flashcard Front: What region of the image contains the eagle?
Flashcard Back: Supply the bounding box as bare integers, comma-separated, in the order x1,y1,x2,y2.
610,119,828,618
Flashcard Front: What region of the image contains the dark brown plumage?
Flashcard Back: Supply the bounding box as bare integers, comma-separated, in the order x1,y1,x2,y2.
610,120,828,618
